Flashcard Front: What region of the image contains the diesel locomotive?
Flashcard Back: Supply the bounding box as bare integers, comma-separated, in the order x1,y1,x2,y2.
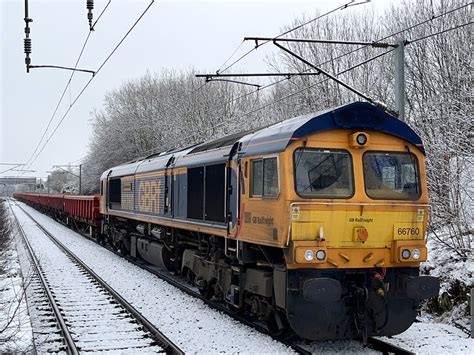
15,101,439,340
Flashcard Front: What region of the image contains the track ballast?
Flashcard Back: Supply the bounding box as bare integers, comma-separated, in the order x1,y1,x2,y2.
13,200,416,354
10,202,183,355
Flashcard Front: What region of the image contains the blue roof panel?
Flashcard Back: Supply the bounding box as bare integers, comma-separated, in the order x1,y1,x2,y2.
240,101,424,156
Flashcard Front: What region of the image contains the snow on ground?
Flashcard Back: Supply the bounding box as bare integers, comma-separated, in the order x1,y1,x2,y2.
12,202,293,354
381,321,473,354
0,204,33,352
16,214,165,353
13,202,474,354
421,232,474,332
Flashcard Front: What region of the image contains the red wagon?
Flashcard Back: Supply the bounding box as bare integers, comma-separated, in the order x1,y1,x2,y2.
13,193,101,228
64,195,101,226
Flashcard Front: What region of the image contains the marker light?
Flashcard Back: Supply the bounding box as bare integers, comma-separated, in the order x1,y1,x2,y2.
304,250,314,261
356,133,367,145
349,132,370,148
401,249,411,259
412,248,421,260
315,250,326,261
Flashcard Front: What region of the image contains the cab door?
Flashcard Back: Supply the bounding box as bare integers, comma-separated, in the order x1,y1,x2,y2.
164,156,175,217
227,142,241,237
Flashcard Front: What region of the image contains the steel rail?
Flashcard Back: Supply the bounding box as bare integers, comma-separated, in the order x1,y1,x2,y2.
134,258,415,355
58,215,413,355
367,336,416,355
15,204,184,355
130,258,414,355
15,200,416,355
9,202,79,355
124,259,313,355
33,208,312,354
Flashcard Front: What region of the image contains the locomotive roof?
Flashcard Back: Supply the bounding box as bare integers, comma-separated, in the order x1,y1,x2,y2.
102,101,424,179
237,101,424,157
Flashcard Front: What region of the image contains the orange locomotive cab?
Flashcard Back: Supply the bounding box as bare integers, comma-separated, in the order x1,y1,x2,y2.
287,129,430,269
237,102,439,340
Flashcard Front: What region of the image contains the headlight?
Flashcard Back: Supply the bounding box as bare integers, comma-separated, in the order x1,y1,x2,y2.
412,248,421,260
315,250,326,261
356,133,367,145
401,249,411,259
304,250,314,261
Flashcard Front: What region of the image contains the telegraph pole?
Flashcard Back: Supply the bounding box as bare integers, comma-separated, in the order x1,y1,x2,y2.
394,40,406,122
79,164,82,194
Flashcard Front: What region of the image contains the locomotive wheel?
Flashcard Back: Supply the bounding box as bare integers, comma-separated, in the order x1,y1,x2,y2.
118,241,127,256
266,310,290,337
198,280,215,300
183,267,195,284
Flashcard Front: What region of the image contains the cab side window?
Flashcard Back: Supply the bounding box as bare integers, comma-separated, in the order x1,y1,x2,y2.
251,157,279,198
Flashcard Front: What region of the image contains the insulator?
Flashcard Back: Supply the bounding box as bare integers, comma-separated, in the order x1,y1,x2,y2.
372,42,389,49
24,38,32,54
87,0,94,29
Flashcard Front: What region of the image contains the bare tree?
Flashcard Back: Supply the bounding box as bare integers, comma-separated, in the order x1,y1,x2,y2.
81,69,263,193
267,0,472,253
387,0,472,255
81,1,472,260
48,167,79,194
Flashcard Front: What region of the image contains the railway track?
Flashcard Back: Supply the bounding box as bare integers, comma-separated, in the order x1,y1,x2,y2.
14,201,415,354
129,260,416,355
10,202,183,355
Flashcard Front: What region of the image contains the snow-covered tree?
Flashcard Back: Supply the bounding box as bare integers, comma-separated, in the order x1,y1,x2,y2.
267,0,472,252
81,69,262,193
81,2,472,258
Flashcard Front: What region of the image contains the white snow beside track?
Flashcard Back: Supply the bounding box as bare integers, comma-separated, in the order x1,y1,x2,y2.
0,203,33,353
13,202,293,354
15,209,165,353
381,321,473,354
14,201,474,354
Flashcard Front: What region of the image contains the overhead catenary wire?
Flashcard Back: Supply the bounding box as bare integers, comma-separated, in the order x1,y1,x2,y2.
217,0,369,74
127,2,471,159
192,1,370,125
23,31,93,171
185,48,397,147
143,3,472,156
194,1,473,126
216,40,245,74
0,164,26,175
26,1,472,174
91,0,112,31
407,20,473,44
172,1,367,127
22,0,112,173
201,15,472,140
133,46,396,158
195,20,473,143
25,0,155,172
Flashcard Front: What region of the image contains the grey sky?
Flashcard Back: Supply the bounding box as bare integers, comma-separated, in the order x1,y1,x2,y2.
1,0,391,179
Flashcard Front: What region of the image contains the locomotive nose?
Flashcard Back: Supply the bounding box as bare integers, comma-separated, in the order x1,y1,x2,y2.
302,278,342,303
406,275,440,299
